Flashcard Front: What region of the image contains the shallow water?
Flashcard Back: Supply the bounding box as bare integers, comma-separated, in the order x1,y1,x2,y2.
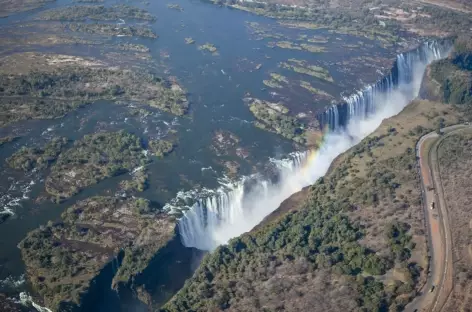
0,0,398,308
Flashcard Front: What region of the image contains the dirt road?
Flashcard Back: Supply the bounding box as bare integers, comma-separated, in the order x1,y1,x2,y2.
406,125,469,311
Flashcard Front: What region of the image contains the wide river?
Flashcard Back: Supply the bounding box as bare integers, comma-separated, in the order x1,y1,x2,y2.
0,0,398,308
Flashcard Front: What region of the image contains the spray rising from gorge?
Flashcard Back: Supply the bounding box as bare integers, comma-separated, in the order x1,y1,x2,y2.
170,41,451,251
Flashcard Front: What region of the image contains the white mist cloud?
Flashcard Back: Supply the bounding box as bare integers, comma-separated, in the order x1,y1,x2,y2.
177,42,449,251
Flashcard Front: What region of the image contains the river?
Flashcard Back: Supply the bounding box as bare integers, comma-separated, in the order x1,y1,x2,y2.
0,0,405,309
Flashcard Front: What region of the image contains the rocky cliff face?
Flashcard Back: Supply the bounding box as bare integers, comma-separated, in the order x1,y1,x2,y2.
419,65,444,102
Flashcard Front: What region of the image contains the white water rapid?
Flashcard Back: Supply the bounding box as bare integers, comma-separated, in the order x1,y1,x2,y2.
170,41,451,251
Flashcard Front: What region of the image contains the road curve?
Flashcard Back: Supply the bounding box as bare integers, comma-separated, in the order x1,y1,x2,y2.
407,124,469,311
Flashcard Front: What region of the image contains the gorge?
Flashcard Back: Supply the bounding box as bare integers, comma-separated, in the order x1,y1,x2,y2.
176,40,452,251
1,0,470,309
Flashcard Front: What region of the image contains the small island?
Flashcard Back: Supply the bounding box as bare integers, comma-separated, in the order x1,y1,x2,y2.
280,59,334,83
263,72,289,89
245,98,306,144
198,43,218,54
211,130,240,156
267,40,327,53
300,81,333,98
117,43,150,53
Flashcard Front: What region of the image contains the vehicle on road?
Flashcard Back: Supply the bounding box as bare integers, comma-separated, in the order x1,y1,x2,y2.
430,201,435,210
430,285,435,293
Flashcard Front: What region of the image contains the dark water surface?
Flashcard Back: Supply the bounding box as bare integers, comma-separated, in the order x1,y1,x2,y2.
0,0,397,309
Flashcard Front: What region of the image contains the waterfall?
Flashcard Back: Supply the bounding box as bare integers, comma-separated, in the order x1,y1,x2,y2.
167,152,307,250
320,41,451,130
170,40,451,251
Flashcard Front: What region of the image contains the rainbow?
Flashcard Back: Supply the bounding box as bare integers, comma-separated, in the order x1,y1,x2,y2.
301,127,331,178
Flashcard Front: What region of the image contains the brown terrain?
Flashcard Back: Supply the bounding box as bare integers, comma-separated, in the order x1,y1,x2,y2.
0,0,55,17
239,0,472,38
437,130,472,312
418,0,472,14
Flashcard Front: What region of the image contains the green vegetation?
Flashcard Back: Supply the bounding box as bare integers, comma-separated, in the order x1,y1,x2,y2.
443,71,472,105
161,166,393,311
211,130,240,156
38,5,156,21
0,53,188,126
68,23,157,38
268,40,326,52
245,21,286,40
386,222,413,262
217,0,472,45
148,139,174,157
221,1,472,47
263,79,283,89
299,43,326,53
427,37,472,113
263,72,288,89
184,37,195,44
0,98,83,128
300,80,332,98
117,43,150,53
280,59,334,83
7,137,68,171
269,40,302,50
198,43,218,54
278,21,322,29
269,72,288,84
162,95,461,311
120,169,148,193
19,196,174,312
218,1,409,46
45,131,148,200
247,98,305,144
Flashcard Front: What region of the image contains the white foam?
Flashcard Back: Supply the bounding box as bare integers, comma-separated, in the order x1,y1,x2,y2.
166,41,451,251
0,275,25,290
19,292,52,312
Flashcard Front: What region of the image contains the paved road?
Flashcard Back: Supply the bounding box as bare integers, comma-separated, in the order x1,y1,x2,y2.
406,124,470,312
